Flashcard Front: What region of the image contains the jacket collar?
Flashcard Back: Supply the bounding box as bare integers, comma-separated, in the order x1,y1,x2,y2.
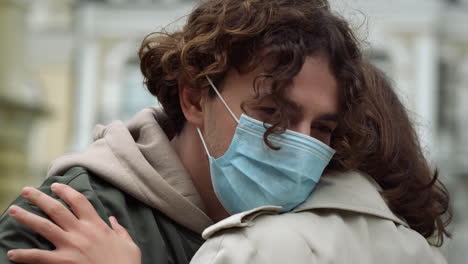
293,171,409,227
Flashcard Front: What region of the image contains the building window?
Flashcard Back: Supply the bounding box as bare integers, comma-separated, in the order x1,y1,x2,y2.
120,59,159,121
369,50,393,77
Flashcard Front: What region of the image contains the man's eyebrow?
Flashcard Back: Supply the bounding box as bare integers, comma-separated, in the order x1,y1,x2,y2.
315,113,339,122
261,95,339,122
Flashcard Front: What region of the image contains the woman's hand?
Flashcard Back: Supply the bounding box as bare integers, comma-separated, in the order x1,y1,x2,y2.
6,183,141,264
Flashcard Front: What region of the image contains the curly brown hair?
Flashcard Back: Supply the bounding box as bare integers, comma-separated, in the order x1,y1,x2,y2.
139,0,451,246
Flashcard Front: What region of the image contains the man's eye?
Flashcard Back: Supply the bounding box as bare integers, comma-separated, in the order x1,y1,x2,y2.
312,125,333,134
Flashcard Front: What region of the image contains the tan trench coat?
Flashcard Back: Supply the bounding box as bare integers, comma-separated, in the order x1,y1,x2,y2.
191,171,447,264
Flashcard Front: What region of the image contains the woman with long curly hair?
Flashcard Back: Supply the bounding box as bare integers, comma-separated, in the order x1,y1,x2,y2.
1,0,450,263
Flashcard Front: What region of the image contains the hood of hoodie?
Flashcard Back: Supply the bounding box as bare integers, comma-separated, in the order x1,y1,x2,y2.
47,106,214,234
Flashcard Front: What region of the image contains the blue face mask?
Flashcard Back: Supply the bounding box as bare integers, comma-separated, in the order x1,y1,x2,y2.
197,76,336,215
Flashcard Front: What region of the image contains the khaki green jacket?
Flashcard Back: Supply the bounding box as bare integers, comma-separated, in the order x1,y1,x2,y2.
0,167,204,264
0,106,213,264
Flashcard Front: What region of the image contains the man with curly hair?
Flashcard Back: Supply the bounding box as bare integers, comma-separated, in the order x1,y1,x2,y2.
1,0,450,263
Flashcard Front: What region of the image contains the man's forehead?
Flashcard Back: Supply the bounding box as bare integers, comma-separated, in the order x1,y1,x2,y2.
285,97,339,121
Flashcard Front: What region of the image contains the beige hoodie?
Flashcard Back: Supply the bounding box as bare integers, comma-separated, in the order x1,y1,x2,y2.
47,106,213,234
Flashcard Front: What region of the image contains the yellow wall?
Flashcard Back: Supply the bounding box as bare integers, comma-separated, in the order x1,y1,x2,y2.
29,66,73,184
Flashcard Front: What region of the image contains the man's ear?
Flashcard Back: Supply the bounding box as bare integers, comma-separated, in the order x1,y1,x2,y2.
178,81,206,128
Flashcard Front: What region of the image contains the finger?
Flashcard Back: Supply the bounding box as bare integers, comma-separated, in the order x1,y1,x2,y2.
8,249,64,264
21,187,78,231
109,216,133,241
51,183,102,223
8,205,67,246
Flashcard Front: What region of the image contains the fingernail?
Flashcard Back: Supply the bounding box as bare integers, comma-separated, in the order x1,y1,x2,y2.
109,216,116,224
51,183,61,191
22,187,33,197
8,206,19,216
7,250,18,260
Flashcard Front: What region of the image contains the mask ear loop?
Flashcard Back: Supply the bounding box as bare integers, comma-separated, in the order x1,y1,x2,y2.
197,76,240,158
206,76,239,123
196,128,212,158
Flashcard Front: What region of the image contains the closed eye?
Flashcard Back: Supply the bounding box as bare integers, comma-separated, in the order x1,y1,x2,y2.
255,106,278,115
311,125,333,134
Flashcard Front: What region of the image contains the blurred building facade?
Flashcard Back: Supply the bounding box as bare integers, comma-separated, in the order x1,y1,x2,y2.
0,0,47,212
1,0,468,262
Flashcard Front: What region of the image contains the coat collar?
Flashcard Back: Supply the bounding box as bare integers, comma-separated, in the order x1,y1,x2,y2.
203,171,409,239
292,171,409,227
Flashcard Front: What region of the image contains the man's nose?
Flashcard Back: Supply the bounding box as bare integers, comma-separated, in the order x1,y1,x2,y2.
289,122,310,136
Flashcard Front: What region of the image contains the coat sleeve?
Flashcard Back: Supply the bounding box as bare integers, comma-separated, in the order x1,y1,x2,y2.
0,167,111,264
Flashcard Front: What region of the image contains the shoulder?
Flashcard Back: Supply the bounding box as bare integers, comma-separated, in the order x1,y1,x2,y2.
0,166,203,264
44,167,131,220
194,207,323,264
53,167,205,262
194,205,447,264
0,167,105,263
45,166,117,194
